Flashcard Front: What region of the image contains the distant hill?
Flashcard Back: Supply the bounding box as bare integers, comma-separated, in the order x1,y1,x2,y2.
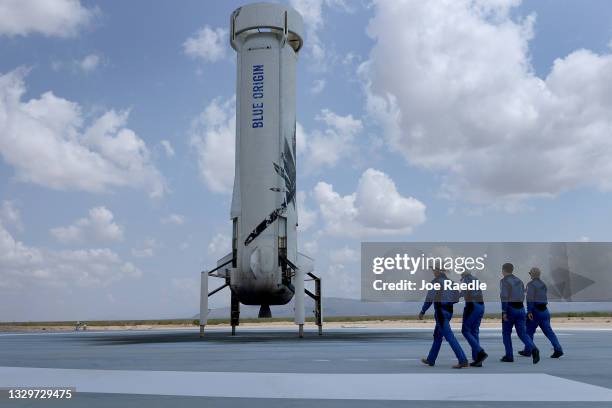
195,297,612,319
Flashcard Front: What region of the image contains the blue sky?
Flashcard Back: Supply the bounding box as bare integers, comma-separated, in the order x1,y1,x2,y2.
1,0,612,321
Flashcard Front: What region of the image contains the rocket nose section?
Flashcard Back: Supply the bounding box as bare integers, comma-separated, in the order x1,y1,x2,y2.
249,245,275,278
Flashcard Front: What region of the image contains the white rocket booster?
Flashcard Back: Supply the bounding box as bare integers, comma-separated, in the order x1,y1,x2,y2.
199,3,321,337
227,3,304,311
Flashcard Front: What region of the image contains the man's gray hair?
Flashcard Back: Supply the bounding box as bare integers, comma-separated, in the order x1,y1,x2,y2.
529,267,541,278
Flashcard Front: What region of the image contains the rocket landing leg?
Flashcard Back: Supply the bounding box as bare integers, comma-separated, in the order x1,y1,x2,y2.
307,271,323,336
287,253,323,337
314,273,323,335
199,271,208,338
294,268,324,337
231,289,240,336
199,257,233,338
294,263,305,338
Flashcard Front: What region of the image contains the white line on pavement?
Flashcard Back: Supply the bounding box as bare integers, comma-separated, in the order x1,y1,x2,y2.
1,367,611,401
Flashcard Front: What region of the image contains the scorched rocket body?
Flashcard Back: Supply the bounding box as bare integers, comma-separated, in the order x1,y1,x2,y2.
200,3,322,337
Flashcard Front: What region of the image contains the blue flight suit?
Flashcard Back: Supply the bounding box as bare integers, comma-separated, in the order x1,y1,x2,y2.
522,278,563,355
460,273,485,361
500,274,538,358
421,273,468,365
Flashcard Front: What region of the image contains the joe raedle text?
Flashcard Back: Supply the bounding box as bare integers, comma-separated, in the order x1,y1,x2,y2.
372,278,487,292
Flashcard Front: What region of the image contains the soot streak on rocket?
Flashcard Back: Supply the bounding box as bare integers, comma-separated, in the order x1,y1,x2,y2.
244,136,296,246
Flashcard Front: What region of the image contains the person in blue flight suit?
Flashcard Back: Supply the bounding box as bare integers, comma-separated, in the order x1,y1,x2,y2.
460,271,488,367
519,267,564,359
419,265,469,369
500,262,540,364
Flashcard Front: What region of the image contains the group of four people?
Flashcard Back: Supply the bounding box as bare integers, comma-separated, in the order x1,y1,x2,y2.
419,262,564,368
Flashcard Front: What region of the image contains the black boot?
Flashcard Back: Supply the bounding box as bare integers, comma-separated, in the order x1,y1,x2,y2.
518,350,531,357
470,350,488,367
532,348,540,364
500,355,514,362
551,350,564,358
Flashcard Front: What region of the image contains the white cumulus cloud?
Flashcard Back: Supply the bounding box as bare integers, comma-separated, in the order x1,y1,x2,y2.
50,53,104,74
78,53,100,72
329,246,358,264
183,26,228,63
1,222,140,289
131,238,158,258
0,200,22,231
190,97,236,193
160,140,175,157
311,79,326,94
0,69,166,197
0,0,96,38
161,213,185,225
207,232,231,260
289,0,352,70
297,191,317,231
313,168,426,237
300,109,363,170
51,206,124,244
301,240,319,256
131,247,153,258
363,0,612,205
